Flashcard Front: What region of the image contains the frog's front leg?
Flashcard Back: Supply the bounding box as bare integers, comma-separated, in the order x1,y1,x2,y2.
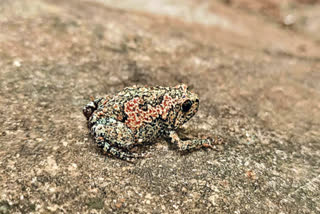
166,130,221,151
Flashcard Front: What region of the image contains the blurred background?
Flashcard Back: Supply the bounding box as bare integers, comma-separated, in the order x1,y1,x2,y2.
97,0,320,40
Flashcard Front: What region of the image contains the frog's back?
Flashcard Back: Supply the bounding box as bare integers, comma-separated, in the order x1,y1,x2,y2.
105,85,170,109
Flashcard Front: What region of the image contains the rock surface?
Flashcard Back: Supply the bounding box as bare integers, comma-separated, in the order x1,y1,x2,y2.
0,0,319,213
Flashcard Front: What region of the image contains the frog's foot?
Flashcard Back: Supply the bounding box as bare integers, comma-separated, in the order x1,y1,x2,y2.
201,135,224,150
167,131,223,151
101,142,147,162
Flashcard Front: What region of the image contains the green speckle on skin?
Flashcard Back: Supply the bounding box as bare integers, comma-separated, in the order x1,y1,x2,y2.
0,201,10,214
28,204,36,212
87,197,104,210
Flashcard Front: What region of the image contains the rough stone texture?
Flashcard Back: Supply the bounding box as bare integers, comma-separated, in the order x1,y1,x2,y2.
0,0,319,213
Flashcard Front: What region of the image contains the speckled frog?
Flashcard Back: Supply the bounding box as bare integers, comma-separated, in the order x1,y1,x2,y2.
83,84,218,161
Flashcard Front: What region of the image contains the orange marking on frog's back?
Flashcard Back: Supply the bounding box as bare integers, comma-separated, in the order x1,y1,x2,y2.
124,95,176,129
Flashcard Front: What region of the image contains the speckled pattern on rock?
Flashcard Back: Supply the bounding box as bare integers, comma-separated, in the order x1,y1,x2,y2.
0,0,320,213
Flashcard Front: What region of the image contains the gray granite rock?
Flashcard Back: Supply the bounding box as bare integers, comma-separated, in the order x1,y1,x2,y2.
0,0,319,213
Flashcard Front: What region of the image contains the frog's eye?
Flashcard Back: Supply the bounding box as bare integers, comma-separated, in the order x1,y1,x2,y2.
182,100,192,112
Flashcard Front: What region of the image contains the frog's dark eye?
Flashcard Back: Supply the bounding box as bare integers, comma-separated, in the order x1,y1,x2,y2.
182,100,192,112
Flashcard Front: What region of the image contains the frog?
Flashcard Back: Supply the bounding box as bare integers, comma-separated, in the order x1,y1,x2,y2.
83,84,220,161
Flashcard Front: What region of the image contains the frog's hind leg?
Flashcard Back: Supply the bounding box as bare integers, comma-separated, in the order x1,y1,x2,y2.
101,142,143,162
95,134,144,162
91,120,145,161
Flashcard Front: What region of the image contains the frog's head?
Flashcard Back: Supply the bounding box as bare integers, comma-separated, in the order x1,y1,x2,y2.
170,84,200,128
